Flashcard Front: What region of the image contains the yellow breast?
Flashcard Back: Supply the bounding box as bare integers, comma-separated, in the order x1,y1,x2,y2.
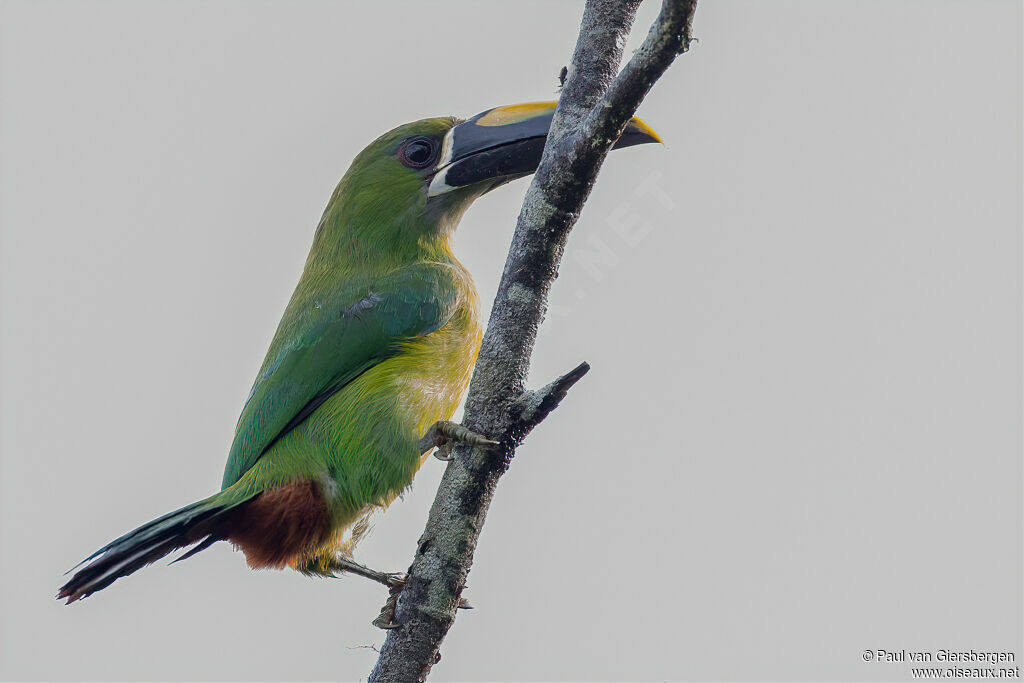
390,297,482,438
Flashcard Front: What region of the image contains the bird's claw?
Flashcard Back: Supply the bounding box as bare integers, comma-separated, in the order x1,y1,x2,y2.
373,574,407,630
372,596,400,630
371,574,471,629
420,420,499,459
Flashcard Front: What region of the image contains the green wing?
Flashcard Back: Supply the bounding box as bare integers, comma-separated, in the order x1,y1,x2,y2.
221,263,461,489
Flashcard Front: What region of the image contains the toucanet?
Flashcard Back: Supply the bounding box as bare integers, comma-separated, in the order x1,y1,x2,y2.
58,101,660,605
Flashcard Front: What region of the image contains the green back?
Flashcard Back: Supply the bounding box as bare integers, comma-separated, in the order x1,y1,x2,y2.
221,116,476,489
222,263,462,488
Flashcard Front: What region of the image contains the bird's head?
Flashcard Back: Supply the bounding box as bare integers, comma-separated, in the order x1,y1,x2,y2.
318,101,661,263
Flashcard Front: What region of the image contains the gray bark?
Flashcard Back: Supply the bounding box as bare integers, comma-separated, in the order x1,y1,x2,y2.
368,2,698,680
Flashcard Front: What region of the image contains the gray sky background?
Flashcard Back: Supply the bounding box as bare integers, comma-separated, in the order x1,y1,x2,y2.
1,1,1020,681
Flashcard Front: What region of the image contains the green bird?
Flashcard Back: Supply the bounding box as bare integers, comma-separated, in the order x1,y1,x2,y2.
58,101,660,605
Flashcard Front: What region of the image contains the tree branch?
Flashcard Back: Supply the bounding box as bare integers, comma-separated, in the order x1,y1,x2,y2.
368,2,697,680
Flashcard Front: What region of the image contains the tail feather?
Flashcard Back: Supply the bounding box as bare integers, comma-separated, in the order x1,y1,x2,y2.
168,535,219,565
67,499,210,571
58,496,246,604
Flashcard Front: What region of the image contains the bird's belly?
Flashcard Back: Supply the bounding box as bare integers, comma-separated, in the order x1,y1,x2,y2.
390,343,478,438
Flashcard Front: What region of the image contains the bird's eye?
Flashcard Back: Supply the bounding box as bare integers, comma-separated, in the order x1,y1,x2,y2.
397,136,439,170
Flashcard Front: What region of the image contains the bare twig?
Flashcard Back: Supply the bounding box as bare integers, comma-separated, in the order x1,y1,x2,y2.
369,2,697,680
515,361,592,429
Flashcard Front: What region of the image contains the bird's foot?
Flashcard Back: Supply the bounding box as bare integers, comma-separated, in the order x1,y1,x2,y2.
419,420,498,461
317,555,408,629
372,576,406,630
371,576,473,630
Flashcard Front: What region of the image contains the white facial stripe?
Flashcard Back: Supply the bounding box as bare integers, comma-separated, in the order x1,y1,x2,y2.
426,127,458,197
437,127,455,170
427,167,456,197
